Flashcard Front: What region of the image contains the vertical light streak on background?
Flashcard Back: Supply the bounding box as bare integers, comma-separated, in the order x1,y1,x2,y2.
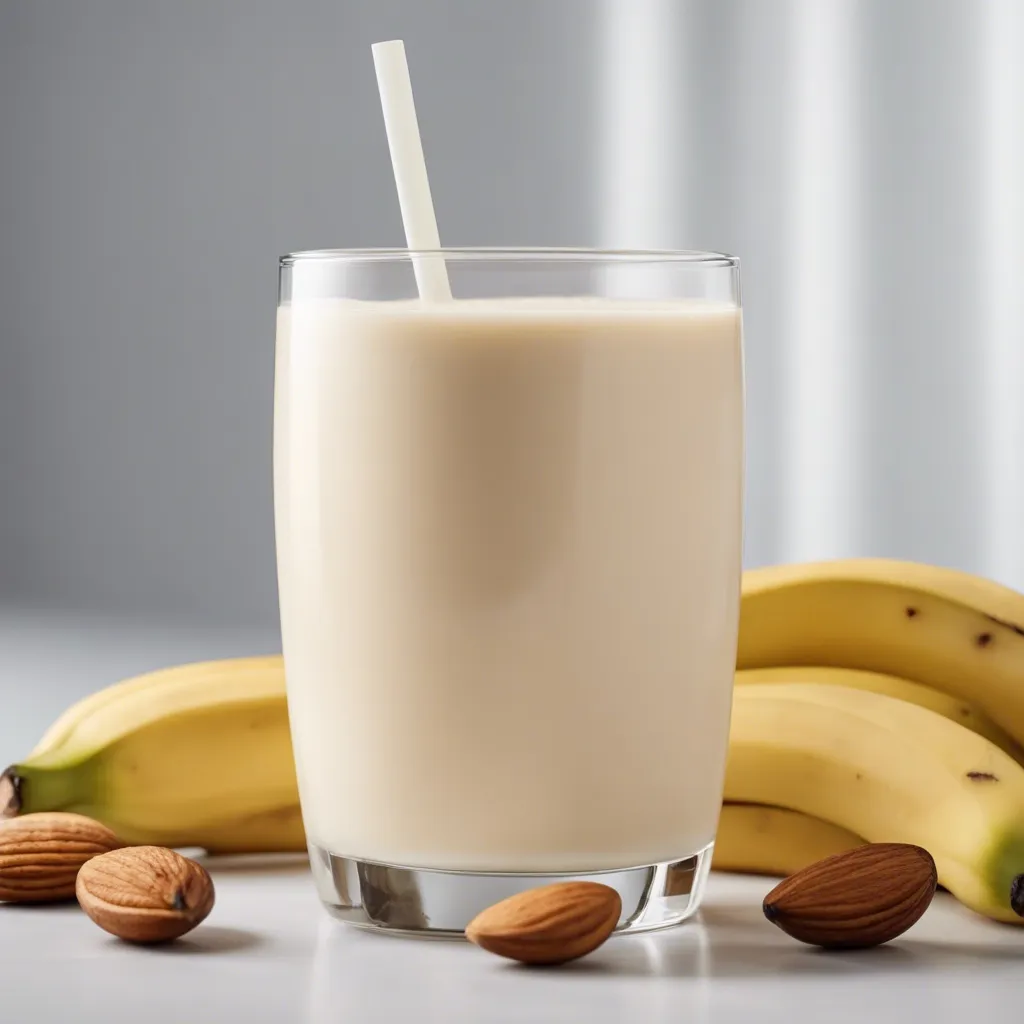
982,0,1024,591
781,0,863,561
731,2,788,568
598,0,680,292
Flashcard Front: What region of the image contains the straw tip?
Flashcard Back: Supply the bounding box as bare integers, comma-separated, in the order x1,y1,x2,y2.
372,39,404,54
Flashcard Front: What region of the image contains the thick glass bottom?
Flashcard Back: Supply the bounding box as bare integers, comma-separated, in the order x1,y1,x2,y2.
308,842,714,937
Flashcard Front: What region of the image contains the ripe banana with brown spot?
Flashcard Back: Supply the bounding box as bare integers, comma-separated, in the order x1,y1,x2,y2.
726,682,1024,923
740,559,1024,750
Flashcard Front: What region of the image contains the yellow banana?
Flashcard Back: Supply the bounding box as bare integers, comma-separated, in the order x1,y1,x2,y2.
721,667,1024,878
726,682,1024,923
737,665,1024,762
2,657,305,853
713,804,864,876
30,655,285,758
740,559,1024,748
192,803,306,856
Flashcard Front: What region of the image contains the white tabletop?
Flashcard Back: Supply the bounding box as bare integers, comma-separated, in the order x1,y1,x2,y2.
2,608,1022,1022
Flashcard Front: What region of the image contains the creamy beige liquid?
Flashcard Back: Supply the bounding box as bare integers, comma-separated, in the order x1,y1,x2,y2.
275,297,743,871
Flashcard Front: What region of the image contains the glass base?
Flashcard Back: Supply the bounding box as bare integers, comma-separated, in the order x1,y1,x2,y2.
308,842,713,937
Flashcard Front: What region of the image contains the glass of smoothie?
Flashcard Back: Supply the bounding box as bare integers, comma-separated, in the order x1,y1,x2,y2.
274,248,743,934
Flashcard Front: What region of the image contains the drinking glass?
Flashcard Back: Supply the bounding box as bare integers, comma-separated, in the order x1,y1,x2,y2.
275,249,743,935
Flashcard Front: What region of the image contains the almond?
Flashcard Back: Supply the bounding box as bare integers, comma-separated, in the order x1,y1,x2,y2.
465,881,621,965
76,846,214,943
763,842,937,949
0,812,122,903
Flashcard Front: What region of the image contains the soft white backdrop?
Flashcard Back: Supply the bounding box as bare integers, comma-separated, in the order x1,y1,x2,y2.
2,0,1022,630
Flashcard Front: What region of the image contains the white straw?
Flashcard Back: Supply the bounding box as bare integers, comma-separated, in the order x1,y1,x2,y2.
372,40,452,301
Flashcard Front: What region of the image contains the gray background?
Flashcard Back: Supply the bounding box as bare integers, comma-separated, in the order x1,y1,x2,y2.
2,0,1023,632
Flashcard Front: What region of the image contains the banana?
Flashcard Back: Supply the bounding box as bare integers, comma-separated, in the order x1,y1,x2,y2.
736,665,1024,762
726,682,1024,923
2,657,305,853
30,655,285,757
713,804,864,877
191,803,307,856
740,559,1024,748
720,668,1024,879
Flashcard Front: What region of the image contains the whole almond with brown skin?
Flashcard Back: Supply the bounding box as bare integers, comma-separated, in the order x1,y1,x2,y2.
76,846,214,943
0,812,122,903
763,842,937,949
465,881,621,964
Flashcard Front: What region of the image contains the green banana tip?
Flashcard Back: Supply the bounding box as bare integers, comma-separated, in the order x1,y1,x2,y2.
0,766,22,817
1011,875,1024,918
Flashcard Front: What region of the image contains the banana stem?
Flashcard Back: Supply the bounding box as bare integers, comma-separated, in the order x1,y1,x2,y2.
0,769,21,817
1012,876,1024,917
0,762,92,817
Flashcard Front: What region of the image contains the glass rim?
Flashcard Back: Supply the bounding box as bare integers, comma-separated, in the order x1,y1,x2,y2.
280,246,738,268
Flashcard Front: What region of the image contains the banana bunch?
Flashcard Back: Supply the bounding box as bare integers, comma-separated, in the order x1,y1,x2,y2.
1,656,305,854
716,558,1024,925
5,558,1024,925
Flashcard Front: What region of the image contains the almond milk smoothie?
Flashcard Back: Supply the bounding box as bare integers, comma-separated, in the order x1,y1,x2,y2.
274,269,743,932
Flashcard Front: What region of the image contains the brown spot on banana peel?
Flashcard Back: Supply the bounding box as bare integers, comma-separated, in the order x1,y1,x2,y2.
0,768,21,817
966,771,999,782
905,607,919,619
976,633,994,648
